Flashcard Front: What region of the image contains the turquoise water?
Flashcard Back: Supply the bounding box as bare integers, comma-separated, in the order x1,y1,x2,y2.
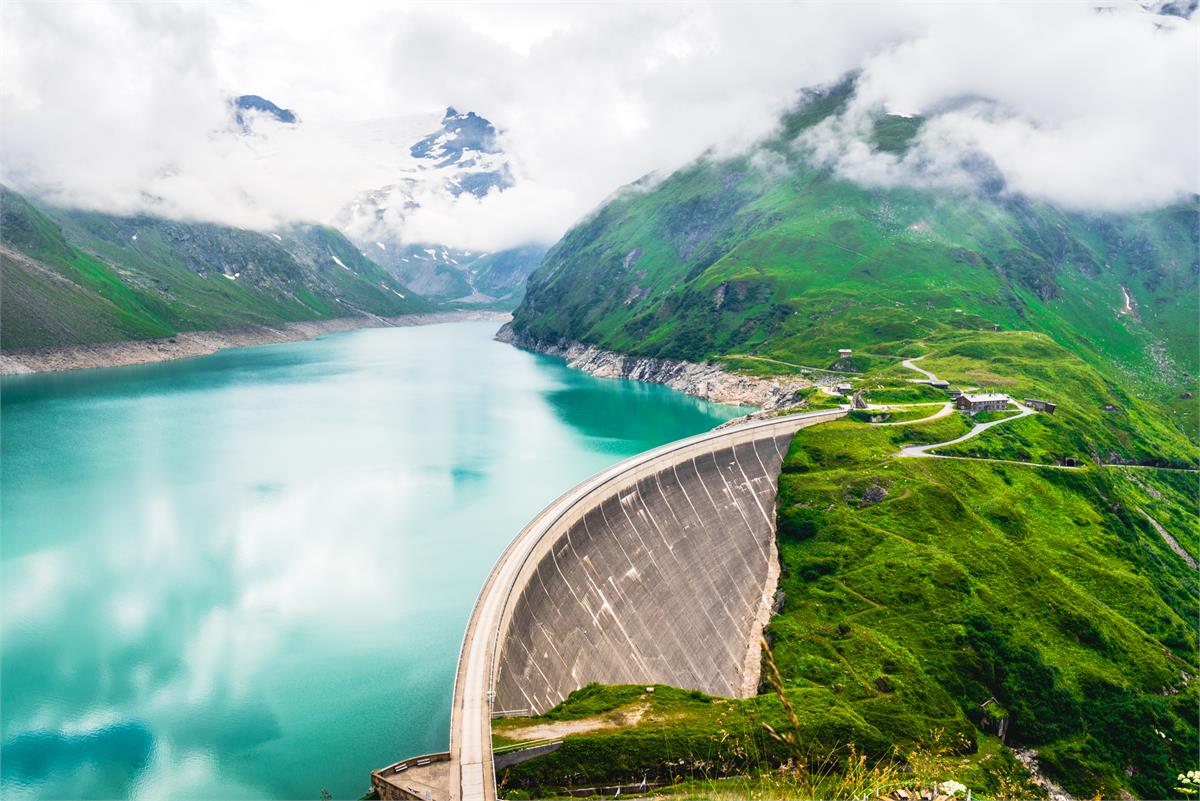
0,321,748,800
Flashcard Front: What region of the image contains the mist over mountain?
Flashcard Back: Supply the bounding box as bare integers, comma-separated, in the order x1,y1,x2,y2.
512,76,1199,407
334,107,540,305
2,3,1193,254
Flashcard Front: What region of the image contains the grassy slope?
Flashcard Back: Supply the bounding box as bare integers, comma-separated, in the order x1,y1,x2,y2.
515,168,1196,393
496,682,1036,800
1,189,177,349
496,413,1198,799
0,186,429,350
772,419,1197,800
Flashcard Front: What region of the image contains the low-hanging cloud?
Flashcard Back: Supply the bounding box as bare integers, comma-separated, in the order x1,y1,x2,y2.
0,1,1195,252
800,3,1198,211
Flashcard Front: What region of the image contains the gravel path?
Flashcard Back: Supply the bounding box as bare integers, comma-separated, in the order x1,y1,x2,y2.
900,356,940,383
1139,508,1198,569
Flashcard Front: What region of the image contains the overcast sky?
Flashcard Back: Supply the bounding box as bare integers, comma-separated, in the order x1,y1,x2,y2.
1,1,1196,251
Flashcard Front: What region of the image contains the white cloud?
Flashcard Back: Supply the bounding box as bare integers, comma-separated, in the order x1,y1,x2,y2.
0,1,1195,251
801,3,1199,211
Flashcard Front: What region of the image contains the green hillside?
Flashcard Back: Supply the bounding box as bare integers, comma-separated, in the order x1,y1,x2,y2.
510,83,1198,439
495,414,1198,800
499,80,1199,799
0,186,429,351
770,419,1197,800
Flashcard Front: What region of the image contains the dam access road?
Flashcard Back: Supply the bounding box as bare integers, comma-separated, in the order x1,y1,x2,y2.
372,407,846,801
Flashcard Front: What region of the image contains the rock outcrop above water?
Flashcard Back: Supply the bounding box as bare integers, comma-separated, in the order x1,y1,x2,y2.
496,323,811,410
2,312,510,376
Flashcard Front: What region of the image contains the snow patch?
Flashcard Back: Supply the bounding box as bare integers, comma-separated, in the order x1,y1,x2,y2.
223,272,240,280
131,234,138,241
380,281,407,299
1119,285,1134,315
270,232,283,241
332,255,350,270
375,242,386,251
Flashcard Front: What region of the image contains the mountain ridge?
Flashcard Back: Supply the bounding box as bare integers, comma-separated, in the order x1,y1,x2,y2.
509,79,1198,433
0,185,431,354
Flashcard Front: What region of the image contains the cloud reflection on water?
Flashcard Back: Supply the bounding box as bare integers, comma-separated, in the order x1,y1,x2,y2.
1,322,746,798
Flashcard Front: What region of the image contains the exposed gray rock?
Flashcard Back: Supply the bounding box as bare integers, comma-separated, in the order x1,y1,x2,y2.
2,311,510,375
1011,747,1076,801
497,323,812,410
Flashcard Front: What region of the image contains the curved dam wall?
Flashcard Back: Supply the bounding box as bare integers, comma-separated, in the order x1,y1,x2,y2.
490,409,844,715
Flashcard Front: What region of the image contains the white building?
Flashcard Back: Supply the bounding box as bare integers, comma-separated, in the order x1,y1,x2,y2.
955,393,1010,412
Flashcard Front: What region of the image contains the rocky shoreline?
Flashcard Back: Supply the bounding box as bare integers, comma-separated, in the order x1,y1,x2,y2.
495,323,812,410
0,311,511,376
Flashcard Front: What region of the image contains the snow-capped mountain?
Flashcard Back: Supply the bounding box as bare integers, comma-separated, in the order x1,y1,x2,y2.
229,94,299,132
408,107,514,198
214,96,543,306
335,108,543,306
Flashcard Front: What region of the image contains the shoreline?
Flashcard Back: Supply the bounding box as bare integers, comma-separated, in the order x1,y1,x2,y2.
0,311,511,376
495,322,814,410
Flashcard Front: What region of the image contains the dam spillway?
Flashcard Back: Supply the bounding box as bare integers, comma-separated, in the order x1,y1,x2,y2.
375,408,846,801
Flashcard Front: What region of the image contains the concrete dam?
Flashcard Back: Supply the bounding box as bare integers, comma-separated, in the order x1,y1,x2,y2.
372,408,847,801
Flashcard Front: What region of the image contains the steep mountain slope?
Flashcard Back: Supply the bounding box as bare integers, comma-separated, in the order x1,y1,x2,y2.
0,186,428,351
510,83,1198,430
407,107,513,197
361,242,546,307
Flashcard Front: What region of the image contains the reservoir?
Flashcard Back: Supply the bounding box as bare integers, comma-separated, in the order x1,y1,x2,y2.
0,320,748,800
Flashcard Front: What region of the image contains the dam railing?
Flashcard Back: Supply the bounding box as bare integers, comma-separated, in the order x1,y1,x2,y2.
371,751,452,801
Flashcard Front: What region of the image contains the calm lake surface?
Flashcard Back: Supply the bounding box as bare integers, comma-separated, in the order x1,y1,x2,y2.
0,320,748,800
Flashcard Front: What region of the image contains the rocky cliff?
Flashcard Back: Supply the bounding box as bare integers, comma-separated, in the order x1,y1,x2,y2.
496,322,811,410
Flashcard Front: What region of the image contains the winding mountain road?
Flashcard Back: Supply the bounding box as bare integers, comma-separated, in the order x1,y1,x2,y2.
870,402,954,425
901,356,940,383
897,401,1036,458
